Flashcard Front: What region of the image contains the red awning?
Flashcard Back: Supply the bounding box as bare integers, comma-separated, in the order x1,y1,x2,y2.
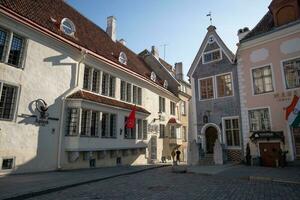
168,118,182,125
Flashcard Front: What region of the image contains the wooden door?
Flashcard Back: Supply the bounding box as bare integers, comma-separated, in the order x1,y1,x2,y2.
293,128,300,159
205,127,218,153
259,143,280,167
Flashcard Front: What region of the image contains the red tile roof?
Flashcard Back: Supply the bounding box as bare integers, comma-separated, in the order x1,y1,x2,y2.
241,11,275,42
0,0,164,86
67,90,151,114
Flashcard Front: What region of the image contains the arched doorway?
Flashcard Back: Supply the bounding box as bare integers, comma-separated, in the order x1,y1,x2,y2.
205,127,218,153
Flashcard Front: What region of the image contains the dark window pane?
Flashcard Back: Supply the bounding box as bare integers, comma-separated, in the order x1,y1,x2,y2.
0,29,7,60
0,84,17,120
8,35,23,67
2,158,13,169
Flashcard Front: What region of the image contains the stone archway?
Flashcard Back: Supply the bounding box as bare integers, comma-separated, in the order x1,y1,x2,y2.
200,123,222,153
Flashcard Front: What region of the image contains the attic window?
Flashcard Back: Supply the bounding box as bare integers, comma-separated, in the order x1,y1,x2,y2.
208,36,214,44
119,52,127,65
163,80,168,88
60,18,76,36
150,72,156,81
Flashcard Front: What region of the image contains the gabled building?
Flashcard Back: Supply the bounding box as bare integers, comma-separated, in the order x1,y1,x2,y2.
188,26,242,165
237,0,300,167
140,47,191,162
0,0,179,174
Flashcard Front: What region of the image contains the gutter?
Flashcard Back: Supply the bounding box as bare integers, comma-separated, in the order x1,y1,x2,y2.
56,49,87,170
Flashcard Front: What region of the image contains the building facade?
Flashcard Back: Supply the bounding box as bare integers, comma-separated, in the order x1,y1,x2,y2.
140,47,188,163
188,26,242,165
0,0,179,174
237,0,300,167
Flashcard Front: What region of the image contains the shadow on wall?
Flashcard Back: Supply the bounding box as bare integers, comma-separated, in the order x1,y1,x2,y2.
3,51,77,175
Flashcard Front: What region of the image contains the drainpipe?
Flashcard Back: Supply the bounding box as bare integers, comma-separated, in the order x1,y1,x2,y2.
57,48,87,170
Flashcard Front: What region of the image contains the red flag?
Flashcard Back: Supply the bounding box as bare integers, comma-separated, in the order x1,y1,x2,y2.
126,106,136,128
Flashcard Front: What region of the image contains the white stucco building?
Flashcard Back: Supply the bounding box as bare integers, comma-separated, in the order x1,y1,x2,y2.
0,0,180,174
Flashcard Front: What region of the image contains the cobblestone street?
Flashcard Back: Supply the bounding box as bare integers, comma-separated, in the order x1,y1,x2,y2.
28,166,300,200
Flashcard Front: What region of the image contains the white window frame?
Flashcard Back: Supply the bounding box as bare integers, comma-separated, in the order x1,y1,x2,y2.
198,76,215,101
250,64,276,96
60,18,76,36
222,116,241,149
216,72,234,98
247,106,272,132
281,56,300,91
120,80,142,105
0,80,20,122
0,25,28,69
170,101,176,116
202,49,222,64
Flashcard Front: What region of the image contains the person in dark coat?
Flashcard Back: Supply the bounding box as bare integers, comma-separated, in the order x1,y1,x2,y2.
175,149,181,163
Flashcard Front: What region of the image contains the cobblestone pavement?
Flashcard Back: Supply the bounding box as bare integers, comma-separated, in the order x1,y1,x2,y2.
29,166,300,200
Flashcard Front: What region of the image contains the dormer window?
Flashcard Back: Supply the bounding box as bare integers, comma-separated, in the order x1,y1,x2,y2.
60,18,76,36
150,72,156,81
203,49,221,64
163,80,168,88
119,52,127,65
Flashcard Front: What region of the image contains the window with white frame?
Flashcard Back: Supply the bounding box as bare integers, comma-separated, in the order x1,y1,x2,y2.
92,70,100,93
283,57,300,89
217,73,233,97
180,85,187,93
124,117,135,139
170,125,176,138
181,101,186,115
159,124,166,138
120,81,142,105
137,119,143,139
83,66,91,90
252,66,274,94
203,49,221,64
0,82,18,121
66,108,79,136
102,72,115,97
199,77,214,100
80,109,91,136
60,18,76,36
0,27,26,68
159,96,165,113
170,101,176,115
224,118,240,147
102,113,116,138
248,108,271,131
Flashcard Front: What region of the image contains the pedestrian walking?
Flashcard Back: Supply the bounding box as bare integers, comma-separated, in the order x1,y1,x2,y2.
175,149,181,163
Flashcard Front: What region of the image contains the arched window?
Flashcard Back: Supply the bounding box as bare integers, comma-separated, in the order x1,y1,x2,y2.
60,18,76,36
118,52,127,65
163,80,168,88
150,71,156,81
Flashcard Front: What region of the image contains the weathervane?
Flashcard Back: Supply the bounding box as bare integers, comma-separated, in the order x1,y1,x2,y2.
206,11,212,25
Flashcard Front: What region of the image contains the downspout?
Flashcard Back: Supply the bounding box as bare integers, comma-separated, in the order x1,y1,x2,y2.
57,48,87,170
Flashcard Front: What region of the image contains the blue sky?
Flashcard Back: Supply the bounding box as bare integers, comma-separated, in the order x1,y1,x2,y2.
67,0,272,79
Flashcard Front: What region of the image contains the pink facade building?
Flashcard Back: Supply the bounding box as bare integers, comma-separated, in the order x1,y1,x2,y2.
237,0,300,166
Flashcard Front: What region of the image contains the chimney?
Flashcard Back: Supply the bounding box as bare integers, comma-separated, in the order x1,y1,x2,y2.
237,27,250,41
175,62,183,81
106,16,116,42
119,39,126,46
151,46,159,59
